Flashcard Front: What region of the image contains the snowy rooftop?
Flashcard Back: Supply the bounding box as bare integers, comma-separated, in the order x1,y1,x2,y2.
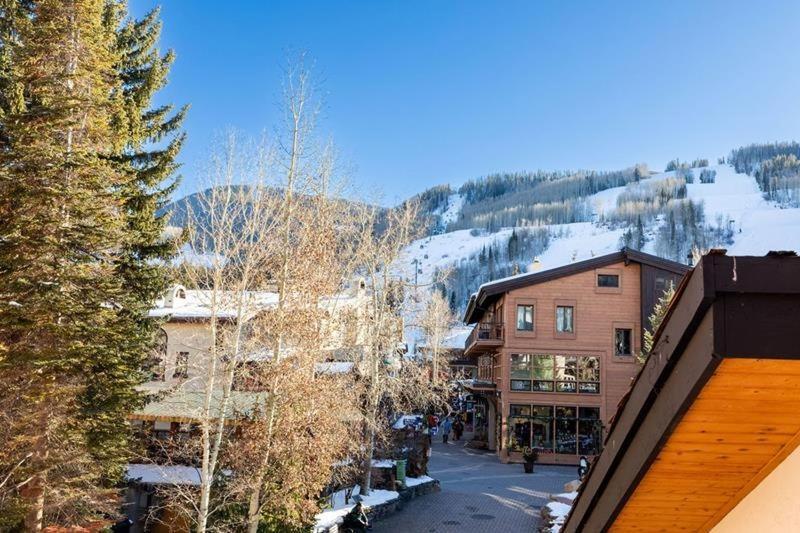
148,287,279,320
315,361,355,375
131,390,268,422
126,464,202,486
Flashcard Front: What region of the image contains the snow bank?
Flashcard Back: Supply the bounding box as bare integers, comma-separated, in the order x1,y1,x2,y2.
314,486,399,532
405,475,434,487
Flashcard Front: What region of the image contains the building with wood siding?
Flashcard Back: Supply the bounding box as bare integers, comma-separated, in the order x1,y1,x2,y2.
563,250,800,532
461,248,688,464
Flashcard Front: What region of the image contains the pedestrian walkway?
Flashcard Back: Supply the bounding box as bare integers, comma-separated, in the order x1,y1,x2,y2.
372,441,575,532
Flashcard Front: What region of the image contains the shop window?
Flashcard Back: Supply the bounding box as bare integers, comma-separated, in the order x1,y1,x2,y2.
508,404,532,451
615,328,633,356
555,406,577,454
532,405,554,453
597,273,620,288
556,306,574,333
578,407,602,455
516,304,534,331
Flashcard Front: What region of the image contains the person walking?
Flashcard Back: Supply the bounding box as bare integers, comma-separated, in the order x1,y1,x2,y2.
441,415,453,444
453,416,464,441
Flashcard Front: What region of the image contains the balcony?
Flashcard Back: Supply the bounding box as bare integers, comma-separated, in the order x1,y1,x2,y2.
465,321,504,356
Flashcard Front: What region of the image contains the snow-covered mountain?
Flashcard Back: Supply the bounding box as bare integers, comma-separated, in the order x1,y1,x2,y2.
399,163,800,319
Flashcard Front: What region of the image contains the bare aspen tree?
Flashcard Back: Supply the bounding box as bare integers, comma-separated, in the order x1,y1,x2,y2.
177,132,280,533
351,203,450,496
239,59,365,533
419,291,457,385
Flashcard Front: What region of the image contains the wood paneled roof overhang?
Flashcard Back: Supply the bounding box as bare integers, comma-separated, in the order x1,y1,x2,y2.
563,251,800,532
463,248,689,324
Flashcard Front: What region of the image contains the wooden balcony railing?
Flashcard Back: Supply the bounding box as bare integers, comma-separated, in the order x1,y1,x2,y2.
465,321,504,355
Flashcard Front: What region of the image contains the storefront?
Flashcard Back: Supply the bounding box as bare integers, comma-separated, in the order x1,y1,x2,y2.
458,382,498,450
506,403,603,463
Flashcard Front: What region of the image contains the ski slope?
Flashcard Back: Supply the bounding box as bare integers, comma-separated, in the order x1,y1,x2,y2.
400,164,800,299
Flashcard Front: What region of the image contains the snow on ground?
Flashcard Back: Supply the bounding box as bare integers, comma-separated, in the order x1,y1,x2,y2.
398,164,800,318
405,475,434,487
545,500,573,533
439,193,464,226
686,165,800,255
314,486,399,531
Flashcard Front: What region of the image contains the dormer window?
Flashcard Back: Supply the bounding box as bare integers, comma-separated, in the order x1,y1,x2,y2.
176,288,186,299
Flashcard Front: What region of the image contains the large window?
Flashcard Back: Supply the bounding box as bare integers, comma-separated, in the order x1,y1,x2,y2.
555,355,578,392
516,304,534,331
556,306,574,333
510,353,532,391
509,404,602,456
615,328,633,356
531,405,554,453
578,407,602,455
578,357,600,393
555,406,577,454
532,354,555,392
508,404,532,451
510,354,599,394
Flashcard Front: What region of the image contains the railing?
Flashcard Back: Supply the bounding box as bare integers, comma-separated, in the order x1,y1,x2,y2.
466,321,504,351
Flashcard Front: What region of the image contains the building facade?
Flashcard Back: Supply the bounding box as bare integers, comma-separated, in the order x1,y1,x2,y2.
462,249,688,464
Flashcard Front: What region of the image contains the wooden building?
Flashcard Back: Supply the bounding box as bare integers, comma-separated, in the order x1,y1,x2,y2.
461,248,688,464
564,250,800,532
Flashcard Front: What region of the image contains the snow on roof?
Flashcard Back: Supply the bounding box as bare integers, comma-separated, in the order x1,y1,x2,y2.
315,361,355,375
416,326,471,350
126,464,202,486
131,390,268,422
149,288,279,320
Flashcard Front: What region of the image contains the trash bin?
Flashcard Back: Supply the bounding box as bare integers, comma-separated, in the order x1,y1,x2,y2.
395,459,407,488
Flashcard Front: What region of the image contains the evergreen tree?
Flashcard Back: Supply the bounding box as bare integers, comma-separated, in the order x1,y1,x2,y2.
83,1,185,480
0,1,182,526
640,282,676,362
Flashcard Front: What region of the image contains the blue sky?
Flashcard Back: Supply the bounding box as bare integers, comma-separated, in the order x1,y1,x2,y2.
131,1,800,205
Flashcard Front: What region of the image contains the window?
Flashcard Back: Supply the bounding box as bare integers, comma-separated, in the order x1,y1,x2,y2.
555,406,577,454
615,328,633,356
532,354,555,392
508,405,532,451
174,351,189,379
578,356,600,393
510,354,599,394
554,355,578,393
556,306,574,333
597,274,620,288
578,407,602,455
510,354,532,391
509,404,603,456
531,405,554,453
516,304,534,331
152,328,168,381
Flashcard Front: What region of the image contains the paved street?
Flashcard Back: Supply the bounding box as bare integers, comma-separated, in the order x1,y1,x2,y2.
372,441,575,533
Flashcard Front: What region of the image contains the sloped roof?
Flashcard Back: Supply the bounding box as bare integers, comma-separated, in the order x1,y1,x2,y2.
130,390,268,423
563,250,800,532
463,248,689,323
